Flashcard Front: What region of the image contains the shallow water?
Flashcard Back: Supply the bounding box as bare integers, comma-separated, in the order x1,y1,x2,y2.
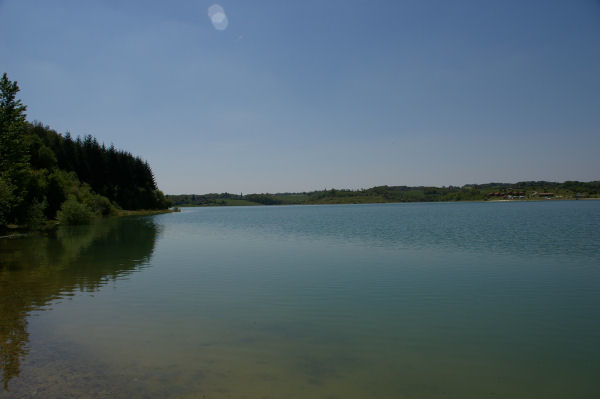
1,201,599,398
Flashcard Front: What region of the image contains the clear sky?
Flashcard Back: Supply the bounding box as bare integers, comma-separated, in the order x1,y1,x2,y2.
1,0,599,194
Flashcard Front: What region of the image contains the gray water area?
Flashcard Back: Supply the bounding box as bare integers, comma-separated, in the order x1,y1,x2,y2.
1,201,599,398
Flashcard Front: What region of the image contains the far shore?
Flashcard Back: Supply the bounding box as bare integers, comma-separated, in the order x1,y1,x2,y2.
168,182,599,208
174,196,599,208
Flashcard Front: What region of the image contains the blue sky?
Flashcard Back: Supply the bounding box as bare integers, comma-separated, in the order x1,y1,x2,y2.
1,0,599,194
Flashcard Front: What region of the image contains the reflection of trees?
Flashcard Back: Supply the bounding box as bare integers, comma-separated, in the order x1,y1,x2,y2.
0,217,159,391
0,287,29,391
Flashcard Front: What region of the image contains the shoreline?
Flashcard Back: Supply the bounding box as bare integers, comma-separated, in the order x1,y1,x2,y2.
115,208,178,217
0,209,177,238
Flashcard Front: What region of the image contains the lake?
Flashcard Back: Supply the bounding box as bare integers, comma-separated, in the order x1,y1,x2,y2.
1,201,599,398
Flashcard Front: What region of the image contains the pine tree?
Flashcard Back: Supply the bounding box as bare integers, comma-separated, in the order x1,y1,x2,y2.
0,73,30,224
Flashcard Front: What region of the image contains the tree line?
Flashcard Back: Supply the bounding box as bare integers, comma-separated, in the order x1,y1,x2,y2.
0,73,170,227
167,181,600,207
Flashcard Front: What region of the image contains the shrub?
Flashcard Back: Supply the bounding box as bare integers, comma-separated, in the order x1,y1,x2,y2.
23,199,47,228
0,177,15,225
57,197,93,225
92,195,115,216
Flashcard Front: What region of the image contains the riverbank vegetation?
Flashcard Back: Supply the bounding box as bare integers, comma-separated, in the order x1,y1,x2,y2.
0,73,170,229
168,181,600,207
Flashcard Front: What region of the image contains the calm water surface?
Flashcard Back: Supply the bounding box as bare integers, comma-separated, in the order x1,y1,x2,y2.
1,201,599,398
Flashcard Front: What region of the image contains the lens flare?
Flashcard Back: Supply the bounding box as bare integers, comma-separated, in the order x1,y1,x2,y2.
208,4,228,31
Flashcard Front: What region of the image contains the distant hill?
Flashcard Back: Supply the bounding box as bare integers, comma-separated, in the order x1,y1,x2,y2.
167,181,600,207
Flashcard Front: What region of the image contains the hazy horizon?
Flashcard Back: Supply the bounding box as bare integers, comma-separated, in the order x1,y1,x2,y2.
2,0,599,194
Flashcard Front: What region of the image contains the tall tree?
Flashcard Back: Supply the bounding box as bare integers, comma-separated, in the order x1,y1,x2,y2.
0,73,30,224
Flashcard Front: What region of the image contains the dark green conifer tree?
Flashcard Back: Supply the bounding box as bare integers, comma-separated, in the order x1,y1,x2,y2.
0,73,30,224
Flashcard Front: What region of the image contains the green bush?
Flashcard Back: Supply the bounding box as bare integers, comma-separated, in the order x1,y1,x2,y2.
93,195,115,216
23,199,47,228
0,177,15,225
57,196,93,225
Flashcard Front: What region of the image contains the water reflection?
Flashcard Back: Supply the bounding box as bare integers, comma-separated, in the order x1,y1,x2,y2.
0,217,159,391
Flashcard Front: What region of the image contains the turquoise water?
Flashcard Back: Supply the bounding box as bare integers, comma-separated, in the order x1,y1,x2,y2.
1,201,599,398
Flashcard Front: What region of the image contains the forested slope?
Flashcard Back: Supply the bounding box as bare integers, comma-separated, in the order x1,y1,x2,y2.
0,73,169,227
